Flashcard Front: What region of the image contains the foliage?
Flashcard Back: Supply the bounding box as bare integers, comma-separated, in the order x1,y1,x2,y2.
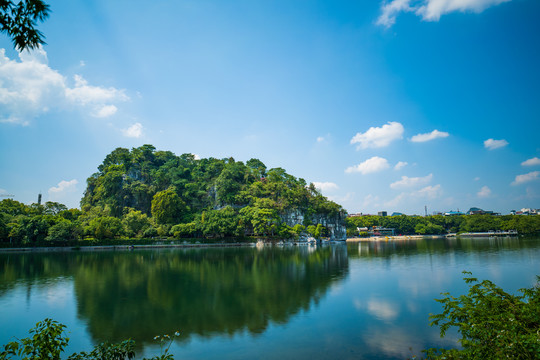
79,145,344,239
424,272,540,359
121,209,151,238
45,219,82,242
414,222,444,235
151,188,189,225
170,222,196,238
67,340,135,360
0,318,180,360
0,318,68,360
0,0,50,51
86,216,122,240
346,214,540,236
146,333,181,360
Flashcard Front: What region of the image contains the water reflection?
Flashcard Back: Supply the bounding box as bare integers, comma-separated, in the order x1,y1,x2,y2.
350,236,537,259
1,238,538,360
0,246,349,348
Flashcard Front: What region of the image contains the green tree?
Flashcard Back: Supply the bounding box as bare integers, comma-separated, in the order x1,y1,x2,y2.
17,215,55,243
425,272,540,359
0,213,8,241
59,208,82,221
121,209,150,238
170,222,196,238
250,208,279,236
43,201,68,215
246,158,267,179
151,188,189,225
461,215,501,233
292,224,305,236
0,0,50,51
87,216,122,240
415,222,444,235
198,206,242,238
0,199,29,216
46,219,82,241
0,318,68,359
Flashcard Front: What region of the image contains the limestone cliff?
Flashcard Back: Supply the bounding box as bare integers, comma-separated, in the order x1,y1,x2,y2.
280,209,347,240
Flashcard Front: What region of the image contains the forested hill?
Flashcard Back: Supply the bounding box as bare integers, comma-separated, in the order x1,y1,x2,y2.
80,144,345,238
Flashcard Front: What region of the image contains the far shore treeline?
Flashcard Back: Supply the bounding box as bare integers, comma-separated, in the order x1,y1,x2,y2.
345,214,540,237
0,144,539,246
0,145,344,245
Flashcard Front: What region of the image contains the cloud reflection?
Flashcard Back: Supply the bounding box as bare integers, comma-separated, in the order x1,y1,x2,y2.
354,298,400,321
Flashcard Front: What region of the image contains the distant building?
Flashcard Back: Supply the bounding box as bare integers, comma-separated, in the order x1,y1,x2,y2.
518,208,540,215
467,207,499,215
467,207,485,215
370,226,395,236
444,211,464,216
378,211,387,217
391,212,404,216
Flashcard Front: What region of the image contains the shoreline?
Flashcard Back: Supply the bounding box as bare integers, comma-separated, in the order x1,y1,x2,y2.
346,235,444,242
0,242,257,253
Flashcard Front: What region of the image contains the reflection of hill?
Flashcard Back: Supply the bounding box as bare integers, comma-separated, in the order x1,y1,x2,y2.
348,237,540,259
71,246,348,346
0,252,75,295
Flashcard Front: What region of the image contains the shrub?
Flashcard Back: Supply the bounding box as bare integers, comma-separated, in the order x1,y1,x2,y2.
424,271,540,359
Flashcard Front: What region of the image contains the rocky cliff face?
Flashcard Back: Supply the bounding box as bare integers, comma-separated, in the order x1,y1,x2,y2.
280,209,347,240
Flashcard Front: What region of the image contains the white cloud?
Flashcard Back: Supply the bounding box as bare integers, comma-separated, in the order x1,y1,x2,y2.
474,177,480,181
0,47,129,125
384,193,407,208
512,171,540,186
366,300,399,321
394,161,408,170
417,0,510,21
328,192,355,204
410,129,449,142
94,105,118,118
345,156,390,175
390,174,433,189
377,0,510,28
313,181,339,192
350,122,404,149
65,74,128,105
376,0,413,27
121,122,143,138
477,185,491,198
316,136,325,143
522,157,540,167
484,138,508,150
362,194,381,209
48,179,78,194
193,154,201,160
413,184,442,199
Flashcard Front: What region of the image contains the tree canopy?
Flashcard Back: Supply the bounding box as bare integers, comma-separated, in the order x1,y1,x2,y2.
0,0,50,51
0,145,345,243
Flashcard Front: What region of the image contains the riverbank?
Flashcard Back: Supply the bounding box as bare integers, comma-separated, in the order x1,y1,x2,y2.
346,235,444,242
0,242,258,253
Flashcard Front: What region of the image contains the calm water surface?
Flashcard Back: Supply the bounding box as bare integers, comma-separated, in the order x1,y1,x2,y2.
0,237,539,359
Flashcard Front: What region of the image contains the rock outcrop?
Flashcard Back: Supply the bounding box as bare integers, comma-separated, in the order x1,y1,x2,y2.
280,209,347,240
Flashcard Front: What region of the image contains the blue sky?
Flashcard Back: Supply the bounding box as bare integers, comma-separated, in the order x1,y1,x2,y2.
0,0,539,215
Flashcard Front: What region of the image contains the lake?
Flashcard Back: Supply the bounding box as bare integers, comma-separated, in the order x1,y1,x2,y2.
1,237,539,359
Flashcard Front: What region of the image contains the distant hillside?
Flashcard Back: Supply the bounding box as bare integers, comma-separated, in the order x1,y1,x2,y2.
81,145,346,239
